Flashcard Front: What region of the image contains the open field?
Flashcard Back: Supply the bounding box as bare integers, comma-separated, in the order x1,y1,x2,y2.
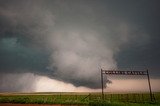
0,92,160,106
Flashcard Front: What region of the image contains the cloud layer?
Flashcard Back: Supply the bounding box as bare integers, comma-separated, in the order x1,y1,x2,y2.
0,0,160,91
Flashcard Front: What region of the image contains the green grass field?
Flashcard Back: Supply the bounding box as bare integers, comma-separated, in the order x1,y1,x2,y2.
0,92,160,106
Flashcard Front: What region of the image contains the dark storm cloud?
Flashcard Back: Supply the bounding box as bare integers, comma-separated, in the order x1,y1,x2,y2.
0,0,52,72
0,0,160,91
113,0,160,77
0,37,49,73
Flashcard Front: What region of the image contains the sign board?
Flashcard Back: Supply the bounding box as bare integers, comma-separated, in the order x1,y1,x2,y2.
103,70,147,75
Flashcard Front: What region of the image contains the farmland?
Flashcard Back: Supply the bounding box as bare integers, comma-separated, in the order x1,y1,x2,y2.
0,92,160,106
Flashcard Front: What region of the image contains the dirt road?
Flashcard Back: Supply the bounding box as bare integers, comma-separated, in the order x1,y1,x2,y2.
0,104,63,106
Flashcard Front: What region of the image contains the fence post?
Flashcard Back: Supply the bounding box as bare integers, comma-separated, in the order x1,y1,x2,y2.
142,94,144,103
126,94,129,102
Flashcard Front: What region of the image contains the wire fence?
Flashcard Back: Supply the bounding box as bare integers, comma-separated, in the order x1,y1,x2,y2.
89,93,158,103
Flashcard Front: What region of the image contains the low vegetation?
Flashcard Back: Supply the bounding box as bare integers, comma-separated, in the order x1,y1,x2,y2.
0,92,160,106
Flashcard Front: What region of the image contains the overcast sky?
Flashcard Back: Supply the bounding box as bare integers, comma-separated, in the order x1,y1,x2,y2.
0,0,160,92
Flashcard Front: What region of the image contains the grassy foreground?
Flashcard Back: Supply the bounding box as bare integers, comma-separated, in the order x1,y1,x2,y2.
0,92,160,106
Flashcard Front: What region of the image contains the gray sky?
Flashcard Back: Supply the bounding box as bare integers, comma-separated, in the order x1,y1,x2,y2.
0,0,160,92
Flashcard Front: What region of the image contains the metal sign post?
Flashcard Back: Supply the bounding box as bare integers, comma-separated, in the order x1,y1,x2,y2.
101,69,153,102
101,69,104,100
146,69,153,102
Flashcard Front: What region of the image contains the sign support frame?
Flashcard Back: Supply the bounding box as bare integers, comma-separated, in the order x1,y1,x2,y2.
101,69,153,102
